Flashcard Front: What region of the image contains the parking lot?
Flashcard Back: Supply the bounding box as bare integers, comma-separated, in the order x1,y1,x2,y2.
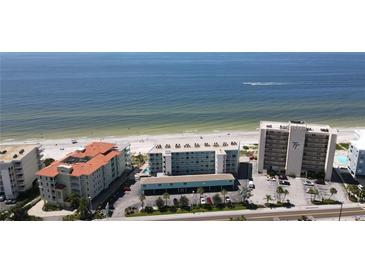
112,174,351,217
111,159,352,217
248,174,350,207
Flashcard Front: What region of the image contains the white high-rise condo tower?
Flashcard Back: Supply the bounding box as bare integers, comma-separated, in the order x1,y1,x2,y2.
258,121,337,181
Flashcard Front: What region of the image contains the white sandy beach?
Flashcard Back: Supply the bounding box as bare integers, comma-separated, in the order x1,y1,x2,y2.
1,127,364,160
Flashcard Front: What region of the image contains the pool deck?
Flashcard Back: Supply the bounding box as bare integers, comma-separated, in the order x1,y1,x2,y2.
334,150,348,168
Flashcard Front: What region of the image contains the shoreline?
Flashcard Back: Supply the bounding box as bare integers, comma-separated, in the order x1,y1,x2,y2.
1,127,364,160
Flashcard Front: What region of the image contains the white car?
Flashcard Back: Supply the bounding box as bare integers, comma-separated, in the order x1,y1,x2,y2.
0,195,5,202
303,180,314,186
225,196,231,203
248,181,255,189
200,197,206,204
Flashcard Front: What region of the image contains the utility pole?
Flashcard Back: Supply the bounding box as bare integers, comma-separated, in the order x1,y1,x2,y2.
338,202,343,221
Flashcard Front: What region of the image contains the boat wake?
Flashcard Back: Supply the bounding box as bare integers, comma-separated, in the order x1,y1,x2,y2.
242,82,287,86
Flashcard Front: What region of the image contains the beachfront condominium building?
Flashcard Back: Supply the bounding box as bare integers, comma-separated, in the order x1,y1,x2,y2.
36,142,130,207
0,145,42,199
258,121,337,181
347,130,365,179
148,139,240,176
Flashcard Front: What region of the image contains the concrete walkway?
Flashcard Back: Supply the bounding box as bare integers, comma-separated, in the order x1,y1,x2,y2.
28,200,75,221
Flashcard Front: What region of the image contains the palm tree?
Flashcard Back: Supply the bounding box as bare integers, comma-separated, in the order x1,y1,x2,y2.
328,187,337,200
239,187,252,203
283,189,289,202
276,186,285,202
307,187,319,201
221,188,228,204
139,193,146,210
162,192,170,206
70,192,80,210
78,197,91,220
264,194,273,205
197,187,204,204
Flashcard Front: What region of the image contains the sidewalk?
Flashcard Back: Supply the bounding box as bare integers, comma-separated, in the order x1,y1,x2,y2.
109,202,363,221
28,200,75,220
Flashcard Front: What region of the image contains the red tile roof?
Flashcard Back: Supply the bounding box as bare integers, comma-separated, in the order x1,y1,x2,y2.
36,142,120,177
71,142,115,158
36,160,61,177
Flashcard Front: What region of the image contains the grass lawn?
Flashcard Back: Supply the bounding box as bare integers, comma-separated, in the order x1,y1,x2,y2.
336,143,350,150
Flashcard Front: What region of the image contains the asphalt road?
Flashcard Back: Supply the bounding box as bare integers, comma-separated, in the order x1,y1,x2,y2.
162,206,365,221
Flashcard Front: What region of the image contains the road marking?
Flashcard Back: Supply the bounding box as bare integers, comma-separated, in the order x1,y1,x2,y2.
246,209,365,220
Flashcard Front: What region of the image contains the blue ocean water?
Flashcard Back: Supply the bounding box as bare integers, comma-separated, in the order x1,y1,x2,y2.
1,53,365,140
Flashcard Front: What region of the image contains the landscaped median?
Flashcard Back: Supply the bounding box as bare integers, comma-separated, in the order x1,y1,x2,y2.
311,199,341,205
344,183,365,203
125,202,262,217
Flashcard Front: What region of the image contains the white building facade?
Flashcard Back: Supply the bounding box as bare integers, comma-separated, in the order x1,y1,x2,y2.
347,131,365,178
258,121,337,181
0,145,42,199
148,139,240,176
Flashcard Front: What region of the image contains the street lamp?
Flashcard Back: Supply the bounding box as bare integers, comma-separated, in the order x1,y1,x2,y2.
192,190,195,208
88,195,92,211
338,201,343,221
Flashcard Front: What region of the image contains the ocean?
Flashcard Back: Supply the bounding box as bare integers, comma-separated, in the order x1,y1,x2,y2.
1,52,365,141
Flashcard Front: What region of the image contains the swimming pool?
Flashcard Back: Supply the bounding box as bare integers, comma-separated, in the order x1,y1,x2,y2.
336,155,348,166
142,167,151,174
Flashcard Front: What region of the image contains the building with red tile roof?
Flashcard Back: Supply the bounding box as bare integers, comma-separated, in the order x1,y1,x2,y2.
36,142,130,207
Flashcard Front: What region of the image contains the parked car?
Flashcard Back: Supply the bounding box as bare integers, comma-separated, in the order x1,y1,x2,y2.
248,180,255,189
5,199,16,205
0,195,5,202
279,180,291,186
314,179,325,185
279,175,288,180
303,180,314,186
200,197,206,204
225,196,231,203
206,197,213,205
123,186,131,191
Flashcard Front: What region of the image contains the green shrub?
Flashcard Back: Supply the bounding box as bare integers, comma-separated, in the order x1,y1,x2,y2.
349,194,358,202
43,158,55,167
143,206,154,213
312,199,340,205
155,197,164,210
43,203,62,211
169,206,177,213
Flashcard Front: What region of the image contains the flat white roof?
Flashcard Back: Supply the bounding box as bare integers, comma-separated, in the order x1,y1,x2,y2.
260,120,336,134
141,173,235,185
149,138,239,153
352,130,365,150
0,144,38,162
